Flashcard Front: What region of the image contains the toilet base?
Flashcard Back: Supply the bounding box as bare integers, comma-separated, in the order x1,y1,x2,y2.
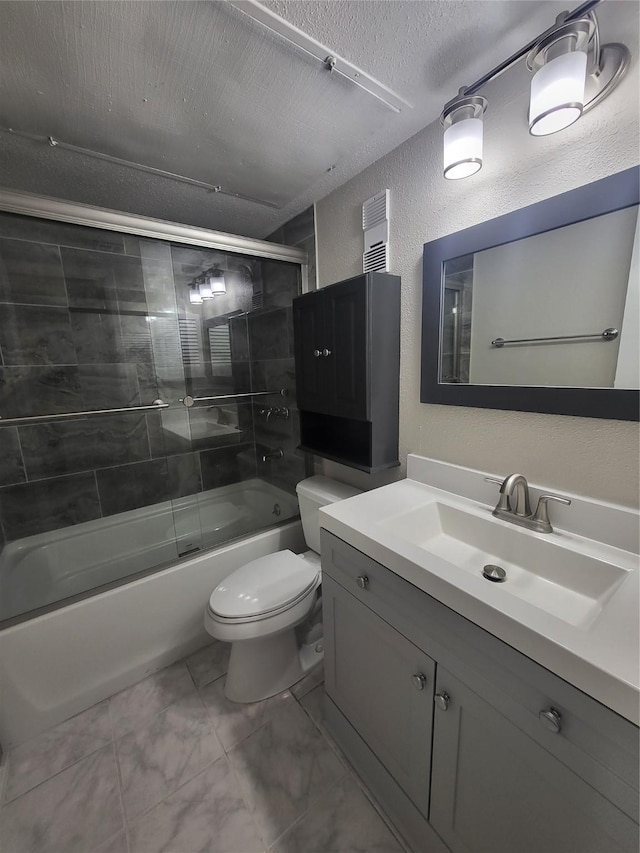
224,629,323,703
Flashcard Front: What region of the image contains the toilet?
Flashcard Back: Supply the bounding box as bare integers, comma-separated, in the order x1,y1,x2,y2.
204,475,361,703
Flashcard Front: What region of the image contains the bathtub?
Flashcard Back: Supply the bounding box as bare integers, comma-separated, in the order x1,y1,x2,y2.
0,478,299,623
0,479,305,744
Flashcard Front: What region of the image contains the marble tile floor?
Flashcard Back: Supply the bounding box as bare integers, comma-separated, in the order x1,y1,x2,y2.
0,641,406,853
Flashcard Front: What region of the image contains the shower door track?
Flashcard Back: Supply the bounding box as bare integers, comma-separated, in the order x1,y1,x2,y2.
0,188,308,270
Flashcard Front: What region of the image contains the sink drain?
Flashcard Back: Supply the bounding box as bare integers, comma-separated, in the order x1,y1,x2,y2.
483,564,507,583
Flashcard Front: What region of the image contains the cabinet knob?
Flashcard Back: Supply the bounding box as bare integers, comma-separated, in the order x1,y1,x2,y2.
313,349,322,358
412,673,427,691
356,575,369,589
435,692,450,711
538,707,562,734
322,348,332,357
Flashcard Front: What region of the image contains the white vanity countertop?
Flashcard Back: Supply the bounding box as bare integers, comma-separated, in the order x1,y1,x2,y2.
319,457,640,725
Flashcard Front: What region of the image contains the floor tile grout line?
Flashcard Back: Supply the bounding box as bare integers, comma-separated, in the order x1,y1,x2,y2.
1,733,116,807
124,751,231,833
197,679,296,757
222,687,348,850
117,686,226,828
109,741,129,843
108,659,198,741
223,742,271,850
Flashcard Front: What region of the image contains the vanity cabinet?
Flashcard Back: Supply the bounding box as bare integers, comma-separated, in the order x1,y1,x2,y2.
293,272,400,472
321,530,640,853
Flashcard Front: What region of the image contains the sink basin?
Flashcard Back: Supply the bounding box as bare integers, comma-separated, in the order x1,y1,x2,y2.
378,501,630,629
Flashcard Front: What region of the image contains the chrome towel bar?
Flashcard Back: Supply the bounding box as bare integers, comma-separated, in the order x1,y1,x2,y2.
181,389,286,407
491,327,618,348
0,400,169,427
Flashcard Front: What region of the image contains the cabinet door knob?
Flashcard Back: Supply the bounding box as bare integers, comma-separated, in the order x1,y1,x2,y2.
313,349,322,358
356,575,369,589
538,707,562,733
412,673,427,691
322,348,332,357
435,692,450,711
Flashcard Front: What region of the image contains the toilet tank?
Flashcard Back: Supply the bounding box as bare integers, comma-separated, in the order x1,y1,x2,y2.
295,476,362,554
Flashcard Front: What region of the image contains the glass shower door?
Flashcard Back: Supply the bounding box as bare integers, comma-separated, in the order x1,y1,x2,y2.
0,215,187,623
0,200,308,625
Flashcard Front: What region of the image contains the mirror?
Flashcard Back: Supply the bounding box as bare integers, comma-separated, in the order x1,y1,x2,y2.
421,167,640,421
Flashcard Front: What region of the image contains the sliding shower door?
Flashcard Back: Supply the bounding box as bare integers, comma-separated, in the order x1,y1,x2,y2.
0,198,306,625
167,246,305,554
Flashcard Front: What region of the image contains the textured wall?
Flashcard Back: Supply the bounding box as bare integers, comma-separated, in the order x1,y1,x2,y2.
315,20,640,508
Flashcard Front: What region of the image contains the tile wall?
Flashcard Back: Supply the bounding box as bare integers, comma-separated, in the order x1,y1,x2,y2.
261,205,316,491
0,211,306,592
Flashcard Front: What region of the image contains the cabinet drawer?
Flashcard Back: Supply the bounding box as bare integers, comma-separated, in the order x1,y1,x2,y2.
321,529,640,820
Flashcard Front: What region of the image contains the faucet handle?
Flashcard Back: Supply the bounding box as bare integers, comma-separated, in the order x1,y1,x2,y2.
532,494,572,529
484,476,511,511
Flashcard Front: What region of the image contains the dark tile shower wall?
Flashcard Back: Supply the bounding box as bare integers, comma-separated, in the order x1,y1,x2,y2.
260,205,315,491
0,212,304,557
266,205,316,292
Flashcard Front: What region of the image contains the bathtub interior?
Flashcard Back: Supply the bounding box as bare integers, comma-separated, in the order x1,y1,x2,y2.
0,478,299,624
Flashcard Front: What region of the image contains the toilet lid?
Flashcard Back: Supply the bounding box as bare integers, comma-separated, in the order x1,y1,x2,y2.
208,550,320,619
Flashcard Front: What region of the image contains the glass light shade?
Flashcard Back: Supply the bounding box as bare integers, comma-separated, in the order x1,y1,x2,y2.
198,280,213,299
189,287,203,304
529,50,587,136
207,269,226,295
443,117,483,180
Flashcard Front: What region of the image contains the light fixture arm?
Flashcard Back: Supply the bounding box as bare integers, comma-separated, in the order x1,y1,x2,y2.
454,0,601,100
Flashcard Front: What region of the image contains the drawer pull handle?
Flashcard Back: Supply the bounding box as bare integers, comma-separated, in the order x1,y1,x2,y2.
412,673,427,691
539,707,562,733
356,575,369,589
435,692,450,711
323,348,332,357
313,349,322,358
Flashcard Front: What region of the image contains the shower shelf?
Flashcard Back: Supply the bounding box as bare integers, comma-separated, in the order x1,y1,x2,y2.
0,399,169,427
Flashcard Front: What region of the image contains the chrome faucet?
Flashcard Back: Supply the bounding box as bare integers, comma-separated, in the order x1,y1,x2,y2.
261,447,284,464
485,473,571,534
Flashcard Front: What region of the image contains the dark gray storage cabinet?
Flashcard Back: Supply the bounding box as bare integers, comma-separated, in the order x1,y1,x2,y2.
293,272,400,472
321,530,640,853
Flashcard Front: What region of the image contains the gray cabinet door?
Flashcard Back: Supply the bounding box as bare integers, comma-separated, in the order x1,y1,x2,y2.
323,575,435,819
430,667,639,853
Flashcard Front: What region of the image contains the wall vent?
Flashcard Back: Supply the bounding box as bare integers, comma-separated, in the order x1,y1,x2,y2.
362,189,390,273
179,316,203,369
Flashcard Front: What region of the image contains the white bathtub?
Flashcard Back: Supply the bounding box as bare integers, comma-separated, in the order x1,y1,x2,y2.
0,479,305,744
0,478,299,623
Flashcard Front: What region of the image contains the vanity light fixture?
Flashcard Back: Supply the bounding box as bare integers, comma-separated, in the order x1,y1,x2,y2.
206,268,227,296
197,275,213,300
527,16,592,136
527,11,629,136
189,285,204,305
441,91,488,180
439,0,629,178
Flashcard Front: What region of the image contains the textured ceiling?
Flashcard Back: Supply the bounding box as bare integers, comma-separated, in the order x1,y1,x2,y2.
0,1,631,238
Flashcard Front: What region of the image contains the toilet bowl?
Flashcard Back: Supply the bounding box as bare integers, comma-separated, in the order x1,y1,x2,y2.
204,475,361,703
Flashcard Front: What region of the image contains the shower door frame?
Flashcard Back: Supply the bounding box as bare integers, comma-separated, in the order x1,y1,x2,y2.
0,188,310,625
0,188,309,281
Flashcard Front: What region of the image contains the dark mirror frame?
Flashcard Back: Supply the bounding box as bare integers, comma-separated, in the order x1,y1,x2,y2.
421,166,640,421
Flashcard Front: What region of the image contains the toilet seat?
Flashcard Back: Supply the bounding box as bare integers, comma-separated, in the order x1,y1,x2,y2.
208,550,320,623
